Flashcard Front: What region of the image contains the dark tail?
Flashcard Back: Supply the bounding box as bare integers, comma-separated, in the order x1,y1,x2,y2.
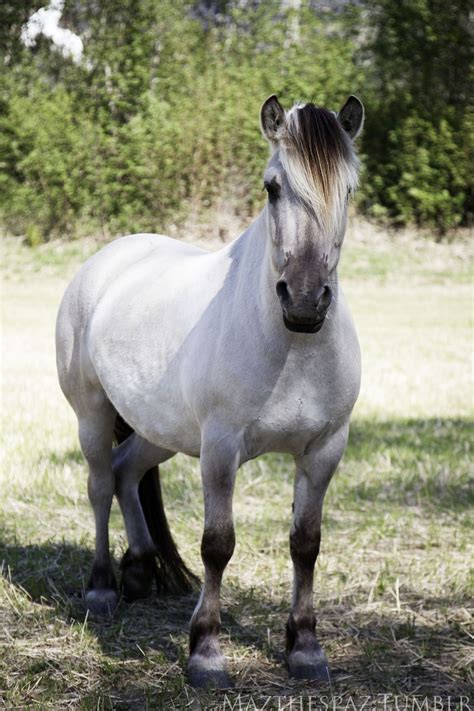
114,413,199,595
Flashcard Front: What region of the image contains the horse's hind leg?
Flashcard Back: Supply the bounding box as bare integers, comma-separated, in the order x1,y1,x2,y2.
112,434,174,601
77,396,118,616
287,424,349,682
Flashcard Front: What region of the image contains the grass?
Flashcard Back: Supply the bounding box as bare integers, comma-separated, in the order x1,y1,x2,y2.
1,225,473,709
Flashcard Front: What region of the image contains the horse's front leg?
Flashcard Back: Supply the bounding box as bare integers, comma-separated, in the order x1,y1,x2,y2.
188,426,239,689
287,423,349,681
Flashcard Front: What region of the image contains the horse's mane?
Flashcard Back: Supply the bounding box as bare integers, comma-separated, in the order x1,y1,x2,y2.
281,103,359,230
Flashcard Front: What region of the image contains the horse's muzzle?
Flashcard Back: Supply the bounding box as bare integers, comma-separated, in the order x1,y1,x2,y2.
277,281,332,334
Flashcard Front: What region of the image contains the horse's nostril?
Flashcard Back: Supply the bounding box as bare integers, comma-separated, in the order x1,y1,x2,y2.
316,285,333,312
276,280,290,304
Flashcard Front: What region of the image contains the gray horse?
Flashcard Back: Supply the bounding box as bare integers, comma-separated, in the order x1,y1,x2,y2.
56,94,364,688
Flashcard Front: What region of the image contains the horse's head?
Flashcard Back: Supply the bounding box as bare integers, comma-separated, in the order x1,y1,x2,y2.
260,94,363,334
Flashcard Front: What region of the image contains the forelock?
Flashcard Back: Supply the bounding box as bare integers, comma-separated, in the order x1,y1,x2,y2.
279,103,359,231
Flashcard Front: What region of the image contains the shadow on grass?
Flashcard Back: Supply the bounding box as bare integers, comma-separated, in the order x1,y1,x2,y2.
1,538,472,698
34,417,474,515
342,417,473,512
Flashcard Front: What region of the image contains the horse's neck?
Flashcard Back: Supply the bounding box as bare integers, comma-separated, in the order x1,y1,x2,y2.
227,209,277,327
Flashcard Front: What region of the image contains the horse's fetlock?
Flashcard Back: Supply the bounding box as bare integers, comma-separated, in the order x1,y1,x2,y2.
190,614,221,654
120,548,156,569
120,548,156,601
286,610,317,652
88,560,117,591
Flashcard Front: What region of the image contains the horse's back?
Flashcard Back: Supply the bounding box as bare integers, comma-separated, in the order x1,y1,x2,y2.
60,233,204,317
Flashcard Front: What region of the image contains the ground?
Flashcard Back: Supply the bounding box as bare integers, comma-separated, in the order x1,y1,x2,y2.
1,221,473,710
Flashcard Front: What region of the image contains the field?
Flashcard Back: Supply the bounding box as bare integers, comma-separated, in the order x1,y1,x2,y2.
1,222,473,709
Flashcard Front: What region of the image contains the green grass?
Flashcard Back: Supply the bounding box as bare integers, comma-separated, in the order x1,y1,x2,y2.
1,226,473,709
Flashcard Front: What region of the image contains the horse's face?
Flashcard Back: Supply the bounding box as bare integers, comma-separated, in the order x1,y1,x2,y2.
261,95,363,334
263,151,343,333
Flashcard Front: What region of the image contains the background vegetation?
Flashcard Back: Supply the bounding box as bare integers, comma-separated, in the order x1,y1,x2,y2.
1,0,472,240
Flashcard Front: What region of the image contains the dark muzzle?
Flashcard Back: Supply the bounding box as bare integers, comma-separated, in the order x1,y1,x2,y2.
276,281,333,334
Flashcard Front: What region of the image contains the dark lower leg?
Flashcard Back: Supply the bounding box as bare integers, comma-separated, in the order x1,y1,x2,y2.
286,432,348,681
287,523,319,645
85,468,119,615
77,403,118,616
188,523,235,688
187,428,238,688
286,522,329,680
113,436,172,601
116,484,156,600
286,467,330,681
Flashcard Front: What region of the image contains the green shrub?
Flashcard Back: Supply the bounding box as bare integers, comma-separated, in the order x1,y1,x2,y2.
367,117,468,233
0,0,471,238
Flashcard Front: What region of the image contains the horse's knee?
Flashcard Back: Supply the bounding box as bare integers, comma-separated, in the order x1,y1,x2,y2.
201,524,235,572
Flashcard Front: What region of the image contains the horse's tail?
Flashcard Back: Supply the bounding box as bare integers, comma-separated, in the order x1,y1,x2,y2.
114,413,199,595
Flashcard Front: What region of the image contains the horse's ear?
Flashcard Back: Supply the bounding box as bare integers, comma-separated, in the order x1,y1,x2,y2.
261,95,286,142
337,95,364,139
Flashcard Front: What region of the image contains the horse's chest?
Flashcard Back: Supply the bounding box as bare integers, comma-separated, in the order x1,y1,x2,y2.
241,362,357,459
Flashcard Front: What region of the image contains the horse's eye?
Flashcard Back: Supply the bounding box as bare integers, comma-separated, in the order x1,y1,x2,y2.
264,179,280,201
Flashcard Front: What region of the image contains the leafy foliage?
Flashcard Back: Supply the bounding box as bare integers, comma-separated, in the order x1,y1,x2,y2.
359,0,472,232
0,0,471,239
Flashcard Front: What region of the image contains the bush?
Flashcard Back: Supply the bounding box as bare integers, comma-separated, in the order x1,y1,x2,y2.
0,0,471,238
367,116,468,233
357,0,472,234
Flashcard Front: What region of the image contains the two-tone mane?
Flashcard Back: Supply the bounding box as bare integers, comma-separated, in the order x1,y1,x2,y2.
280,103,360,231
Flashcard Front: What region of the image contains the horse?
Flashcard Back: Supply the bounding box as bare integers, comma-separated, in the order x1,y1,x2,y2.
56,93,364,689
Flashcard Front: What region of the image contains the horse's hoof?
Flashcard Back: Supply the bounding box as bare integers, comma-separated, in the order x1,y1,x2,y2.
288,647,331,682
187,658,233,689
85,589,119,618
288,660,331,682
